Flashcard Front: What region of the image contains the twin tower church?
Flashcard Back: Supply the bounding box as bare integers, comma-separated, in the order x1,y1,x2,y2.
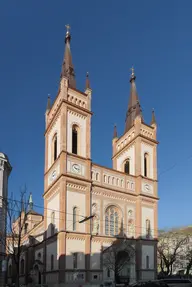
7,26,159,286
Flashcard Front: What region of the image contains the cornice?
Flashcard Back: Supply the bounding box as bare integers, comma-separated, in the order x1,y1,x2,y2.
92,188,136,203
67,182,87,192
112,142,136,160
66,233,86,241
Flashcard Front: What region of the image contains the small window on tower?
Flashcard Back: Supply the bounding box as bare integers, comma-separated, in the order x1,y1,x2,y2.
53,134,57,162
72,125,78,155
124,159,130,174
144,153,149,177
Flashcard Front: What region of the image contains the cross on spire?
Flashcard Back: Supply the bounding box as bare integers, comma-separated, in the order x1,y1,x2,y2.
65,24,71,33
60,24,76,88
130,66,135,77
125,67,143,132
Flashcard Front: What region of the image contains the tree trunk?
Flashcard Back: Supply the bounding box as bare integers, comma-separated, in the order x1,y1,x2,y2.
186,261,192,275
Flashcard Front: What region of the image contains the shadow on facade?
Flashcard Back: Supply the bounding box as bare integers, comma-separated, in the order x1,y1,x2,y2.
6,220,157,287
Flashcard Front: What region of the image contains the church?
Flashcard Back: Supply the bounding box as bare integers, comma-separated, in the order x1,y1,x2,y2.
7,26,159,286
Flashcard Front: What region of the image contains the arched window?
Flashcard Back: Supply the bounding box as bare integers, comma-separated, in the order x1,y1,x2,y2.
38,252,41,259
73,252,78,269
72,125,78,155
146,219,151,238
144,153,149,177
51,211,55,235
53,135,57,161
73,207,77,231
20,259,24,274
146,255,149,269
51,254,54,270
96,173,99,181
124,159,130,174
52,134,57,162
107,268,110,278
105,206,120,236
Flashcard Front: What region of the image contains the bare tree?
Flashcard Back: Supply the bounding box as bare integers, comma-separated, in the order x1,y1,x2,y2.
103,239,135,283
0,188,29,287
185,241,192,275
157,231,188,276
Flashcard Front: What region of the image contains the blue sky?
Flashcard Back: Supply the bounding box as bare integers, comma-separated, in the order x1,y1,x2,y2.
0,1,192,229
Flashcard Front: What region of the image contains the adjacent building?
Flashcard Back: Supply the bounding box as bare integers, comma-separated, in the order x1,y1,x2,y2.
7,27,159,286
0,152,12,286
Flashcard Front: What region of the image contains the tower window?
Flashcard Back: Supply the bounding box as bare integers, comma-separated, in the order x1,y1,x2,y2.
73,207,77,231
51,254,54,270
144,153,149,177
146,255,149,269
52,134,57,162
51,211,55,236
72,125,78,155
124,159,130,174
146,219,151,238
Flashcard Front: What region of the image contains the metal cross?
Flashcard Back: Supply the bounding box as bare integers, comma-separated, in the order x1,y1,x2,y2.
65,24,71,32
130,66,134,75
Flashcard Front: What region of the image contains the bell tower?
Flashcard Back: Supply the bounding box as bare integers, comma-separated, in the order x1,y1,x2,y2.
112,68,158,237
112,68,157,183
43,26,93,283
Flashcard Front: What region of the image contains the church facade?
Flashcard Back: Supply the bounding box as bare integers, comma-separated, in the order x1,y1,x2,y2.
7,27,159,286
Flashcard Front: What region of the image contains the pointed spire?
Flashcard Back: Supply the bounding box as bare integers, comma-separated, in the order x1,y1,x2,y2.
60,25,76,88
151,109,156,125
125,67,142,132
113,124,117,138
85,72,91,89
46,95,51,112
28,193,33,211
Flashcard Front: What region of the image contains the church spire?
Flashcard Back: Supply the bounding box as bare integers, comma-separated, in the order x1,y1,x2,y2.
60,25,76,88
113,124,117,138
151,109,156,125
125,67,142,133
85,72,91,89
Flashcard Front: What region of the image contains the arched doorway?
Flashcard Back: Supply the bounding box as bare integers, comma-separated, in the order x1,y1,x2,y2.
33,262,42,284
115,250,131,284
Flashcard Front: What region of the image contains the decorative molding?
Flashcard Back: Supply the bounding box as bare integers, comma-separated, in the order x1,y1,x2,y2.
141,198,156,205
67,109,86,120
67,182,87,191
141,140,154,148
92,189,136,203
116,144,135,160
46,187,60,201
66,234,86,241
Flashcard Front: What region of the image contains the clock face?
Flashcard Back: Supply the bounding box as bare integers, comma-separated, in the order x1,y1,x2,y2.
72,164,81,174
144,184,150,191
